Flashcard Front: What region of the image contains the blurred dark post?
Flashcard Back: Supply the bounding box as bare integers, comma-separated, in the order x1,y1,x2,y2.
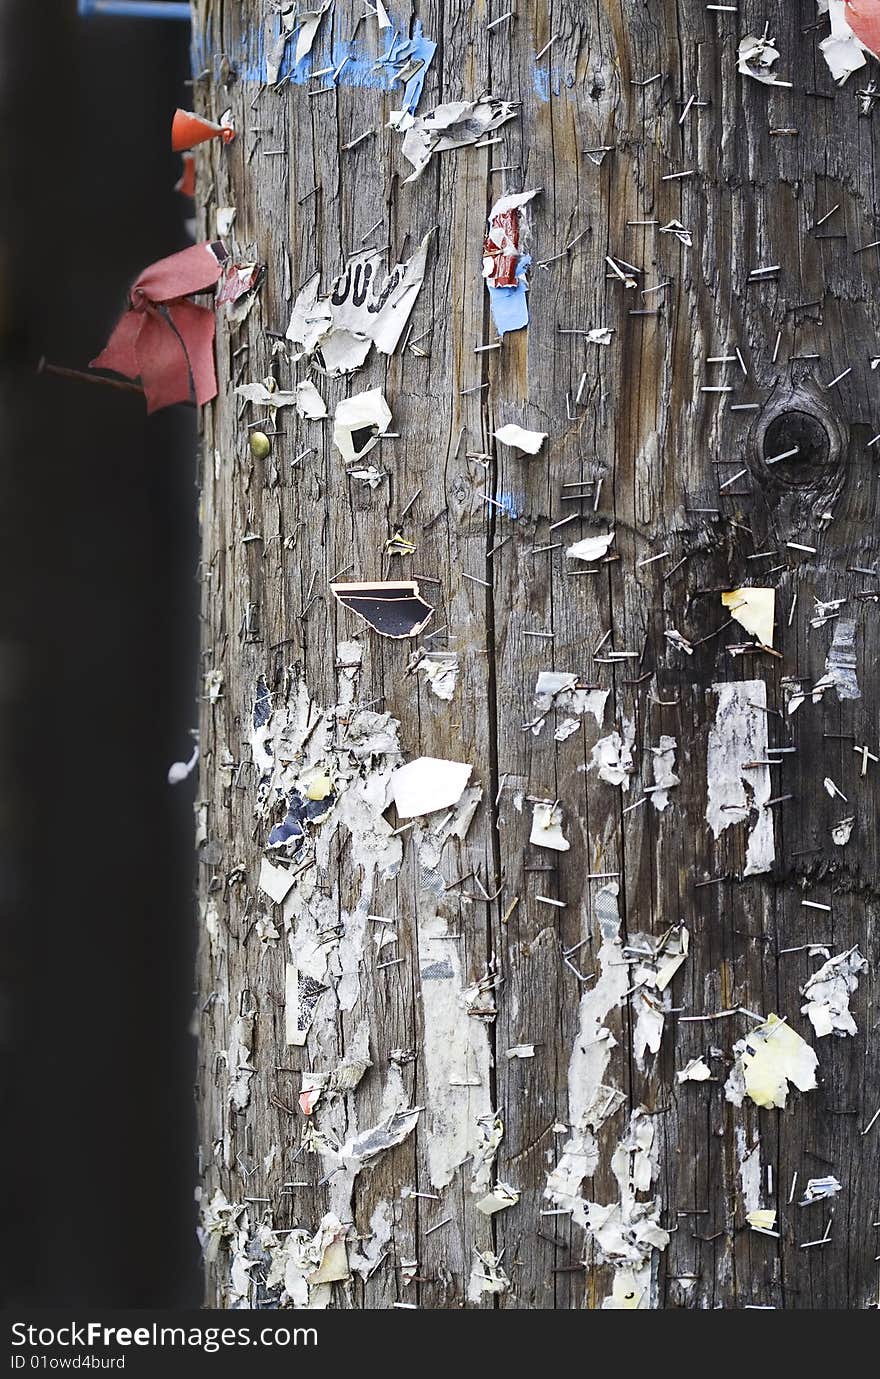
0,0,199,1305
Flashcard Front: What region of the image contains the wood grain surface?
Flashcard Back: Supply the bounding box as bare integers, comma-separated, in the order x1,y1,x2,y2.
193,0,880,1308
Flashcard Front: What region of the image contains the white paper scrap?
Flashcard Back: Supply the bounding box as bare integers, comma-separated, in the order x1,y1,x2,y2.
390,757,473,818
493,424,547,454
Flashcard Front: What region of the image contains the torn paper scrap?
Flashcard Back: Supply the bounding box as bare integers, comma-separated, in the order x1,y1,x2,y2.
579,1108,670,1308
725,1015,819,1109
348,1201,393,1282
259,857,295,905
626,927,688,1066
660,218,692,246
554,718,580,741
470,1110,503,1196
338,1106,421,1169
475,1182,520,1216
665,628,693,655
530,673,608,735
216,259,262,315
286,233,431,377
652,926,689,993
384,24,437,127
677,1057,712,1083
810,596,847,629
566,531,615,562
308,1213,350,1286
235,381,301,410
175,153,195,197
167,744,198,784
819,0,878,83
332,388,392,464
832,816,854,845
605,1270,648,1309
483,189,540,335
799,1175,843,1204
738,33,785,84
812,617,860,700
198,1188,244,1265
416,893,492,1189
722,588,775,646
845,0,880,55
800,947,867,1037
390,756,472,818
406,649,459,701
626,930,688,997
295,379,328,419
467,1249,510,1303
90,242,225,413
493,423,547,453
226,1010,255,1111
737,1133,761,1216
545,884,629,1225
633,991,665,1066
747,1209,778,1232
530,801,570,851
400,94,516,182
649,736,679,811
706,680,774,876
330,580,434,638
171,108,235,152
484,191,539,288
506,1044,535,1059
265,5,296,84
285,962,326,1047
349,464,384,489
294,1,332,66
216,206,236,237
263,1214,347,1309
299,1026,371,1116
589,730,635,791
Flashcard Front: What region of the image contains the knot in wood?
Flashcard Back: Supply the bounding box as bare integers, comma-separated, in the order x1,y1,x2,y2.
766,405,833,471
763,409,830,479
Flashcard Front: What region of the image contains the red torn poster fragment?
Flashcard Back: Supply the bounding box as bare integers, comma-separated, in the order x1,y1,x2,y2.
171,107,235,152
175,154,196,198
484,204,521,288
482,189,540,335
846,0,880,55
215,260,264,307
89,243,226,413
483,190,539,289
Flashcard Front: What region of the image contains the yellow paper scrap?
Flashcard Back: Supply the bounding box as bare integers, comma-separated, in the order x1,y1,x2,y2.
746,1208,777,1232
722,587,775,647
742,1014,818,1109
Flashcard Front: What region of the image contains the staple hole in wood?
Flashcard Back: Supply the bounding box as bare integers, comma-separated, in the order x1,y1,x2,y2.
761,409,832,485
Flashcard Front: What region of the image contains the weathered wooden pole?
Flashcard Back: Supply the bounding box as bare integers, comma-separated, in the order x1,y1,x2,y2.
193,0,880,1308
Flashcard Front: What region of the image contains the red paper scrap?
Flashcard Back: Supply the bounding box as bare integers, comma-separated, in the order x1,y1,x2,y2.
175,154,196,198
215,260,263,307
846,0,880,56
171,108,235,153
484,207,520,288
89,243,226,413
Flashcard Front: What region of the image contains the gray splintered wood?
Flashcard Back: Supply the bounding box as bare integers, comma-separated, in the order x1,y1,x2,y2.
193,0,880,1309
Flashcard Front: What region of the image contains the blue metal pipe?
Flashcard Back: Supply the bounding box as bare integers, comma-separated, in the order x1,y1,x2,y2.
78,1,192,19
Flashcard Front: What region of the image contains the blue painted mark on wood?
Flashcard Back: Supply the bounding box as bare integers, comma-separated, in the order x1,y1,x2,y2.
497,492,523,520
209,16,435,114
533,64,563,102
